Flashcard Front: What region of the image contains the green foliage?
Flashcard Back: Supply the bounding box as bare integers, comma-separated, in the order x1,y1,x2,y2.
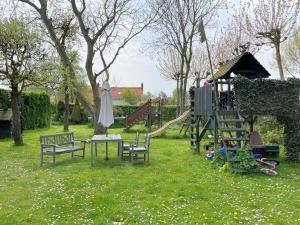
0,89,51,129
70,99,82,124
211,150,227,168
161,105,177,121
233,77,300,161
54,101,88,124
233,77,300,118
121,89,140,105
278,117,300,162
256,116,284,144
0,89,10,110
113,105,139,117
20,92,51,129
230,149,261,172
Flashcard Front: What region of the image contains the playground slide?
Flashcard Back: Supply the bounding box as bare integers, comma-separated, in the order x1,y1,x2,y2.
149,110,190,138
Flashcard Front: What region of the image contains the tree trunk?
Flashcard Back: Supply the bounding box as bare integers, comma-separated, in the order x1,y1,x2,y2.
10,84,23,145
63,90,69,131
182,62,191,112
176,79,180,117
91,81,105,134
179,56,185,114
275,42,285,80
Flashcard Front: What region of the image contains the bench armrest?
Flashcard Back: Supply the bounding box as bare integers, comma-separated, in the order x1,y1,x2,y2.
72,139,88,143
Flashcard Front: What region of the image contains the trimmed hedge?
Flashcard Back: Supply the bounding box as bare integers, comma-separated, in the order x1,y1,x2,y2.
52,104,179,127
0,89,51,130
233,77,300,162
0,89,10,110
53,101,88,124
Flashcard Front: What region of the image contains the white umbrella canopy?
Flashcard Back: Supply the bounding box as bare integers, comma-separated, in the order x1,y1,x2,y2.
98,81,114,128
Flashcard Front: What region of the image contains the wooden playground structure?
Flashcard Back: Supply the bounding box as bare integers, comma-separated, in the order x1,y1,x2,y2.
125,98,162,131
189,52,272,163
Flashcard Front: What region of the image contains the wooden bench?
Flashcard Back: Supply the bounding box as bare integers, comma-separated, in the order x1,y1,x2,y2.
40,132,87,166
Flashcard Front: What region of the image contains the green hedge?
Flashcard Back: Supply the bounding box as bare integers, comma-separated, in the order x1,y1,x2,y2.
233,77,300,161
0,89,51,130
53,101,88,124
0,89,10,110
161,105,177,121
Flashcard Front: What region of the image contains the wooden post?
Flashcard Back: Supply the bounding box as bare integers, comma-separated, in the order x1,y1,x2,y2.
227,79,231,110
214,114,218,147
148,99,152,132
196,117,200,153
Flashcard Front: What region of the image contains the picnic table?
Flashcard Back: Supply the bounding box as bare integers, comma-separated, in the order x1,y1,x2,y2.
90,134,123,166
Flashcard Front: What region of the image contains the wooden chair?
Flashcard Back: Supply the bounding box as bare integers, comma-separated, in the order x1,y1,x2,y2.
129,134,150,163
249,131,265,149
249,131,280,159
122,131,140,159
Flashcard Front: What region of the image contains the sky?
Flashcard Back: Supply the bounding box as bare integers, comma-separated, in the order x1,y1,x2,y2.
104,1,283,97
0,0,298,94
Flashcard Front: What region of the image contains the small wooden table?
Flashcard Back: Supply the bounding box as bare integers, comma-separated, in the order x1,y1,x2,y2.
90,134,123,166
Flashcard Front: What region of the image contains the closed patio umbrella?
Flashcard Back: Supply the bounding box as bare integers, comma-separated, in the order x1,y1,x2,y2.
98,81,114,128
98,81,114,160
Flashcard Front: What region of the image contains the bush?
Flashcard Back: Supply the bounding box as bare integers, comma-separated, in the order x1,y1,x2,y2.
70,99,82,124
20,92,51,129
230,149,261,172
0,89,10,110
161,105,177,121
0,89,51,129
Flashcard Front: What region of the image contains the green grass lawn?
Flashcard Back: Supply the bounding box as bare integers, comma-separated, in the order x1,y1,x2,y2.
0,125,299,225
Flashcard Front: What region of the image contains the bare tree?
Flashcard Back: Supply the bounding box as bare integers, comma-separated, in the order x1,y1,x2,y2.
157,49,181,115
242,0,300,80
153,0,223,114
19,0,93,120
282,26,300,77
213,9,259,67
190,48,210,82
20,0,156,134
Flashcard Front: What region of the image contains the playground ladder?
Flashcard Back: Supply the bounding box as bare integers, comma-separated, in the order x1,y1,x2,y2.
216,110,249,168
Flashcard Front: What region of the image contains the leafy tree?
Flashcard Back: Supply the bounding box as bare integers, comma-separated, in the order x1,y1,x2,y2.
122,90,140,105
0,18,45,145
20,0,157,134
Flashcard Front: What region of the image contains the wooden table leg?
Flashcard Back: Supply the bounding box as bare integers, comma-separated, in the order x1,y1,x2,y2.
118,141,122,161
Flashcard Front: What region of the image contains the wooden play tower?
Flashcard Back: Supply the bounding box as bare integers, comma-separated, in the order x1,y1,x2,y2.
190,52,271,163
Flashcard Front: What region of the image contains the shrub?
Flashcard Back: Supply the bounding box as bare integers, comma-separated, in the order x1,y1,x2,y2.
230,149,261,172
70,99,82,124
0,89,51,129
20,92,51,129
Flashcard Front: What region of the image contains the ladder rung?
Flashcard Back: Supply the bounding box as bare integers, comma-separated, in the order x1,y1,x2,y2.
219,119,243,123
221,128,245,132
223,137,247,141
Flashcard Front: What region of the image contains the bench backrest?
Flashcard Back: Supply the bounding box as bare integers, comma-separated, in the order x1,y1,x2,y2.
144,134,150,149
40,133,74,145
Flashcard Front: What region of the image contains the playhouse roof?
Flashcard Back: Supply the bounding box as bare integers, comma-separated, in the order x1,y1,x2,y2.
0,109,12,121
212,52,271,80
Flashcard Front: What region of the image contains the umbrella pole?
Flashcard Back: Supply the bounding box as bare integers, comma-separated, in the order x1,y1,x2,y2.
105,128,108,160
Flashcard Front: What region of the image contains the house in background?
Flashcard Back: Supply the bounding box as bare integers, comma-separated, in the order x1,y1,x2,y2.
85,83,144,106
111,83,144,106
